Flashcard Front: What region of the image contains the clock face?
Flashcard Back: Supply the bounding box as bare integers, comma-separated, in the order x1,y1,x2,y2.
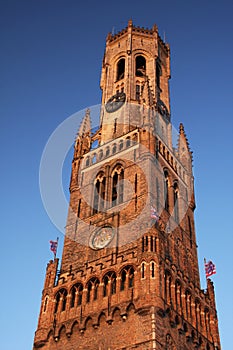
105,92,126,113
89,226,115,250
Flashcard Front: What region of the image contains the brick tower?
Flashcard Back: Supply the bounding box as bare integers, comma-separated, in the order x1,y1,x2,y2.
33,20,221,349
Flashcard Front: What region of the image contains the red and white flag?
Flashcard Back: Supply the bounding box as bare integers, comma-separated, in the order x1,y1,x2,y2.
204,259,216,278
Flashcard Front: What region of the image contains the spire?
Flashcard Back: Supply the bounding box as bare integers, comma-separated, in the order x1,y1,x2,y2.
77,108,91,138
177,123,193,171
74,109,91,156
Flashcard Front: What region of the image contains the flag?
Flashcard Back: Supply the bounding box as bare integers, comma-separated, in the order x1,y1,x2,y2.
50,240,58,256
150,206,159,221
205,260,216,278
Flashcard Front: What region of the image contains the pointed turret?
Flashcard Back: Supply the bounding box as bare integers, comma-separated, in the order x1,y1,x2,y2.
69,110,91,192
74,109,91,157
177,123,192,172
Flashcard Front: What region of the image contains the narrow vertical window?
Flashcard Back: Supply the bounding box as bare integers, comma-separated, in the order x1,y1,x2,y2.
141,263,145,278
111,167,124,206
120,270,126,291
128,267,134,288
164,170,169,211
188,216,193,247
135,174,138,193
173,182,179,222
136,84,140,101
151,262,155,278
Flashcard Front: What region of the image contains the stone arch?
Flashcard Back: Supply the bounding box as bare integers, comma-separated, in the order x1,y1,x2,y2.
58,325,66,338
126,302,135,313
84,316,93,330
46,329,53,341
71,320,79,335
112,307,121,321
98,311,107,325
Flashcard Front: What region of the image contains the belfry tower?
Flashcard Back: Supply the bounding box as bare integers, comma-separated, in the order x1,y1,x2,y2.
33,21,221,350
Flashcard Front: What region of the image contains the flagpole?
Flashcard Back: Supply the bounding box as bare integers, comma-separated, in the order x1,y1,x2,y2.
54,237,59,260
204,257,207,281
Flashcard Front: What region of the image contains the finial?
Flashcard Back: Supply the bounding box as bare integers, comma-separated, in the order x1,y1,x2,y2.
179,123,184,133
128,19,133,27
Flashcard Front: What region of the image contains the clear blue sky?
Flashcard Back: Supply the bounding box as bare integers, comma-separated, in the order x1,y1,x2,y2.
1,1,232,349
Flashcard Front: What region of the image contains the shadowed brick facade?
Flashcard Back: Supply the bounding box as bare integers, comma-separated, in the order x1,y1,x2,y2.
33,20,221,350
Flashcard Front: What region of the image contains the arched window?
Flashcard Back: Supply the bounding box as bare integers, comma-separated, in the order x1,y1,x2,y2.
120,266,135,290
119,139,124,150
120,269,126,291
185,290,192,319
136,55,146,77
116,58,125,81
111,166,124,206
54,289,67,314
103,275,108,297
151,261,155,278
164,170,169,211
164,271,172,305
70,283,83,308
106,147,110,157
85,157,90,167
175,280,182,312
173,181,179,222
128,267,134,288
126,137,131,147
86,278,99,303
141,262,145,278
102,271,117,296
93,173,106,214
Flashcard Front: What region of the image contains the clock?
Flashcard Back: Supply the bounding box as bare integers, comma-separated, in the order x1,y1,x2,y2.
89,226,115,250
105,92,126,113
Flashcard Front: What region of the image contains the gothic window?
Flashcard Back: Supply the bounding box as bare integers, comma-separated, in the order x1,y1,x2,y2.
136,84,141,101
151,261,155,278
111,166,124,206
120,266,135,290
175,280,182,311
128,267,134,288
99,149,103,160
120,269,126,291
86,278,100,303
185,290,192,319
164,170,169,211
112,143,117,154
116,58,125,81
70,283,83,308
135,55,146,77
102,271,117,296
103,275,108,297
173,181,179,222
119,139,124,150
54,289,67,314
126,137,131,147
106,147,110,157
93,172,106,213
92,153,97,164
86,156,90,167
164,271,172,305
141,262,145,278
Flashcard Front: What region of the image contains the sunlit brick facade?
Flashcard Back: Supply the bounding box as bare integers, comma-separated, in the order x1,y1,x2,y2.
33,20,221,350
